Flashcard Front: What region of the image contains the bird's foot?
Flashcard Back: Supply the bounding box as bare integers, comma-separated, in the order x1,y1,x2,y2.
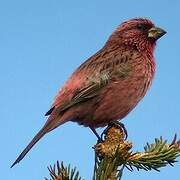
101,121,128,141
90,121,128,142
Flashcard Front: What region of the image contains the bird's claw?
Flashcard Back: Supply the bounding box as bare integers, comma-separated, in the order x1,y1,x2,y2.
101,121,128,141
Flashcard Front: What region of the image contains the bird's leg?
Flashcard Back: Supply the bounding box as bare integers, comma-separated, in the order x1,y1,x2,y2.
101,121,128,140
89,127,101,142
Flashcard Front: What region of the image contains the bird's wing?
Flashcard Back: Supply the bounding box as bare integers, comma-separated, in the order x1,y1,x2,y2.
55,72,110,113
45,47,132,116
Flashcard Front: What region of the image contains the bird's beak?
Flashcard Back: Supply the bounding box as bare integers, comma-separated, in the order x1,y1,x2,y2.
148,26,166,40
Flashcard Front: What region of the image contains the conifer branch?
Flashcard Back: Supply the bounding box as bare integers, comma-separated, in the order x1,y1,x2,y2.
93,123,180,179
126,135,180,171
45,161,83,180
46,123,180,180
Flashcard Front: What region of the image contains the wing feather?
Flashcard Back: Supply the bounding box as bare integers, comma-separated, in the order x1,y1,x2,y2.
45,47,132,115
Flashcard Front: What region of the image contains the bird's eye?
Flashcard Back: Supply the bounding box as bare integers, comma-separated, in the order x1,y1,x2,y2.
137,24,147,31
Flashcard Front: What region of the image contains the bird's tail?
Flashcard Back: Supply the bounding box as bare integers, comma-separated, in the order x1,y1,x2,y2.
11,125,47,168
11,112,67,168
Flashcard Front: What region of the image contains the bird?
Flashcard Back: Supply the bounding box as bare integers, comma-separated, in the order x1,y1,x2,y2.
11,18,166,167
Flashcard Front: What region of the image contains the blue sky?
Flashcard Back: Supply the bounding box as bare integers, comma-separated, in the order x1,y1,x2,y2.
1,0,180,179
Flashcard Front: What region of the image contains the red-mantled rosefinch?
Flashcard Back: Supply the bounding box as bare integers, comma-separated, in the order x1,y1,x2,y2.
11,18,166,167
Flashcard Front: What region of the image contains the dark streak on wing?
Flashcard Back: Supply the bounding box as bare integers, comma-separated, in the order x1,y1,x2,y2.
45,106,55,116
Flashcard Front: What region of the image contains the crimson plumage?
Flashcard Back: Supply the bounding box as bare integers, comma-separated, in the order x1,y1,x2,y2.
11,18,166,167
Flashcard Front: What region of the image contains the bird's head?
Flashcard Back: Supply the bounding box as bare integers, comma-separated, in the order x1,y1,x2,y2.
107,18,166,52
